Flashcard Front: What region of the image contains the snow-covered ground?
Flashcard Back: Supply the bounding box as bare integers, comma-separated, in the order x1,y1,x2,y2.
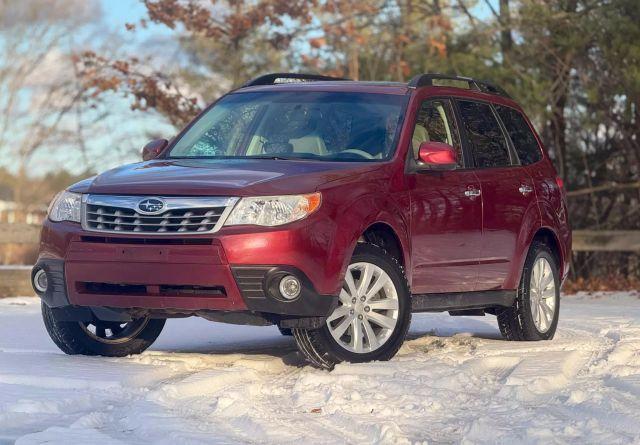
1,293,640,444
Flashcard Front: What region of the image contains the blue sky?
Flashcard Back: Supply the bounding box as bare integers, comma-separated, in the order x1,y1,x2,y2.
101,0,172,42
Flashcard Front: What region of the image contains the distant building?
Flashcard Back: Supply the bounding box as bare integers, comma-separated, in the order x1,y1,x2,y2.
0,200,47,225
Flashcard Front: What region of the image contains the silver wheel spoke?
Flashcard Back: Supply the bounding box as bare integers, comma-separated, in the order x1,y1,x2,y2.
357,264,374,296
350,318,363,352
344,270,358,299
540,298,554,322
327,305,350,323
338,289,352,305
537,306,545,330
332,314,354,339
541,266,553,290
362,318,379,350
368,299,399,311
366,311,396,330
365,274,390,300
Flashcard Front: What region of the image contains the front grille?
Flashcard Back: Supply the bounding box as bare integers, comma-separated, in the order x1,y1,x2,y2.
80,236,213,245
86,205,223,233
82,195,237,235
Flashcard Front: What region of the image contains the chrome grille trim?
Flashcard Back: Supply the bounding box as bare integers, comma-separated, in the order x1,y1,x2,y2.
82,195,238,235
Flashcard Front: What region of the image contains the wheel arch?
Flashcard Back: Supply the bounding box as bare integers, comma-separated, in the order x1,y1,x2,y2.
338,216,411,292
361,222,408,270
513,226,564,287
531,227,564,274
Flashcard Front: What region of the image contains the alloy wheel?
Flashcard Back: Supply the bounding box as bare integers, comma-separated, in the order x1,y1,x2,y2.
529,257,556,333
78,318,150,344
326,262,400,353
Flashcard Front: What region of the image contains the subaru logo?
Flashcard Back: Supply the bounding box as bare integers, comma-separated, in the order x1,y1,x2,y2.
137,198,165,214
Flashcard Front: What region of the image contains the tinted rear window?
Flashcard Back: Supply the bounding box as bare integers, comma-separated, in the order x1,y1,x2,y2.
457,100,511,168
496,105,542,165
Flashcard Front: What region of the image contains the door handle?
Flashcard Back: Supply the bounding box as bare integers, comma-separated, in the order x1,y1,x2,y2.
464,188,481,198
519,185,533,195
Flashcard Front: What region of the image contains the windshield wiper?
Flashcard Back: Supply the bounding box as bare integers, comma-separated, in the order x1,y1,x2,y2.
246,155,294,160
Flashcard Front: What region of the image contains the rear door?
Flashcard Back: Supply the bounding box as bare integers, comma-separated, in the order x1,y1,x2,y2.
409,98,482,294
455,99,538,290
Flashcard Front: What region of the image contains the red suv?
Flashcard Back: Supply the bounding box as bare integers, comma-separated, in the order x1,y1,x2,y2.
33,73,570,369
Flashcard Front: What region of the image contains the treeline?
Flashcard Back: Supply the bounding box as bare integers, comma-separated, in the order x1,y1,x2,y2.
3,0,640,283
0,168,93,205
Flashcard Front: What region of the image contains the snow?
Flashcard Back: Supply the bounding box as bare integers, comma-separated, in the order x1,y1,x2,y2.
1,292,640,444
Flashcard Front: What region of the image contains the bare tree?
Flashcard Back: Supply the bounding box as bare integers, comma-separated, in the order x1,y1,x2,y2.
0,0,98,202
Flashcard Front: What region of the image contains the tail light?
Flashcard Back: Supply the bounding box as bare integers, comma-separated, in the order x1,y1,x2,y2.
556,176,567,202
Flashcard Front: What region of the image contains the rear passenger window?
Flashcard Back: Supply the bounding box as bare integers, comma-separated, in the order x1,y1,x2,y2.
495,105,542,165
457,100,511,168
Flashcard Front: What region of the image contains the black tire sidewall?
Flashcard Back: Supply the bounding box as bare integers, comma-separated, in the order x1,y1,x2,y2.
313,244,411,363
42,303,165,357
519,245,560,340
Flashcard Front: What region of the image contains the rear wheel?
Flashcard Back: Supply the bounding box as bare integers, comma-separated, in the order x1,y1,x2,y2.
498,242,560,341
293,244,411,369
42,303,165,356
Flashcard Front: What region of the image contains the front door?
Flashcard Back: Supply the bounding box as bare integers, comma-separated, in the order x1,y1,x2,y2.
409,99,482,294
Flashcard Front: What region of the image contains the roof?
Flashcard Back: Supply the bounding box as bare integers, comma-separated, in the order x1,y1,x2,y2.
231,73,519,107
235,81,410,95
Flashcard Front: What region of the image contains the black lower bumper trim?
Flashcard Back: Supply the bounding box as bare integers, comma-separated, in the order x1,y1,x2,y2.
33,259,69,308
232,265,338,317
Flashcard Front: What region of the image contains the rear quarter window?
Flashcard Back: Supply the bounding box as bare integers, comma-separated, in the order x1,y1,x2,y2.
495,105,542,165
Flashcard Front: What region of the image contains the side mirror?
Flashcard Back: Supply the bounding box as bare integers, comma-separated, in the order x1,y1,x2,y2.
417,141,457,170
142,138,168,161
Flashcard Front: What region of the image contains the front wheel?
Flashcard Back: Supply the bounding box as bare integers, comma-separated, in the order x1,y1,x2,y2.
293,243,411,369
42,303,166,356
498,241,560,341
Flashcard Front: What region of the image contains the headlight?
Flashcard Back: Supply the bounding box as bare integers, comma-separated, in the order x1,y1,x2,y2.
225,193,321,227
48,191,82,223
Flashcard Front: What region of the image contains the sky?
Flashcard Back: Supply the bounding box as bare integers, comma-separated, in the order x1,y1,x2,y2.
101,0,172,43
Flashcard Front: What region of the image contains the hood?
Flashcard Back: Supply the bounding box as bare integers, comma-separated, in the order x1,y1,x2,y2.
72,158,381,196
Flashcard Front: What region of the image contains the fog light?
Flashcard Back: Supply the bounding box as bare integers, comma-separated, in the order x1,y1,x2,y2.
33,269,48,293
279,275,301,300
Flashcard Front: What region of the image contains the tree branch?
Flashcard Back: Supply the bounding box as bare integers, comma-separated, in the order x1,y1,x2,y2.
567,181,640,198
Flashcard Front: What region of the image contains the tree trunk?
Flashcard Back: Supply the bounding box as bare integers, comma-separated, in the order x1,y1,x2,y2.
499,0,512,59
550,88,568,178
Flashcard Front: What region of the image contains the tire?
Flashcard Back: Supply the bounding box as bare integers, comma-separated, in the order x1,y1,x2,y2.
293,243,411,369
42,302,166,357
498,241,560,341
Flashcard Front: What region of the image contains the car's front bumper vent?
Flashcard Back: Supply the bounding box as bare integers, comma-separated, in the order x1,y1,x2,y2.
82,195,238,235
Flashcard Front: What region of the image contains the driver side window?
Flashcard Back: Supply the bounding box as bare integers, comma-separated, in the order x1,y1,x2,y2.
412,99,462,166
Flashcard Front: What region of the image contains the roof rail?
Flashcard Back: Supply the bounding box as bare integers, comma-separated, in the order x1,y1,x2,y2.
407,73,511,98
242,73,350,88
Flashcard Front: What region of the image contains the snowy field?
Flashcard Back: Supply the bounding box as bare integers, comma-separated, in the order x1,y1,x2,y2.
1,293,640,444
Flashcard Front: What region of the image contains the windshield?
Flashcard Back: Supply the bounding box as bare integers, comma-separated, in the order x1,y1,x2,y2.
168,91,407,162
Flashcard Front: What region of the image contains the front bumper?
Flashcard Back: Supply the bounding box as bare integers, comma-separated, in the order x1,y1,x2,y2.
34,220,339,318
